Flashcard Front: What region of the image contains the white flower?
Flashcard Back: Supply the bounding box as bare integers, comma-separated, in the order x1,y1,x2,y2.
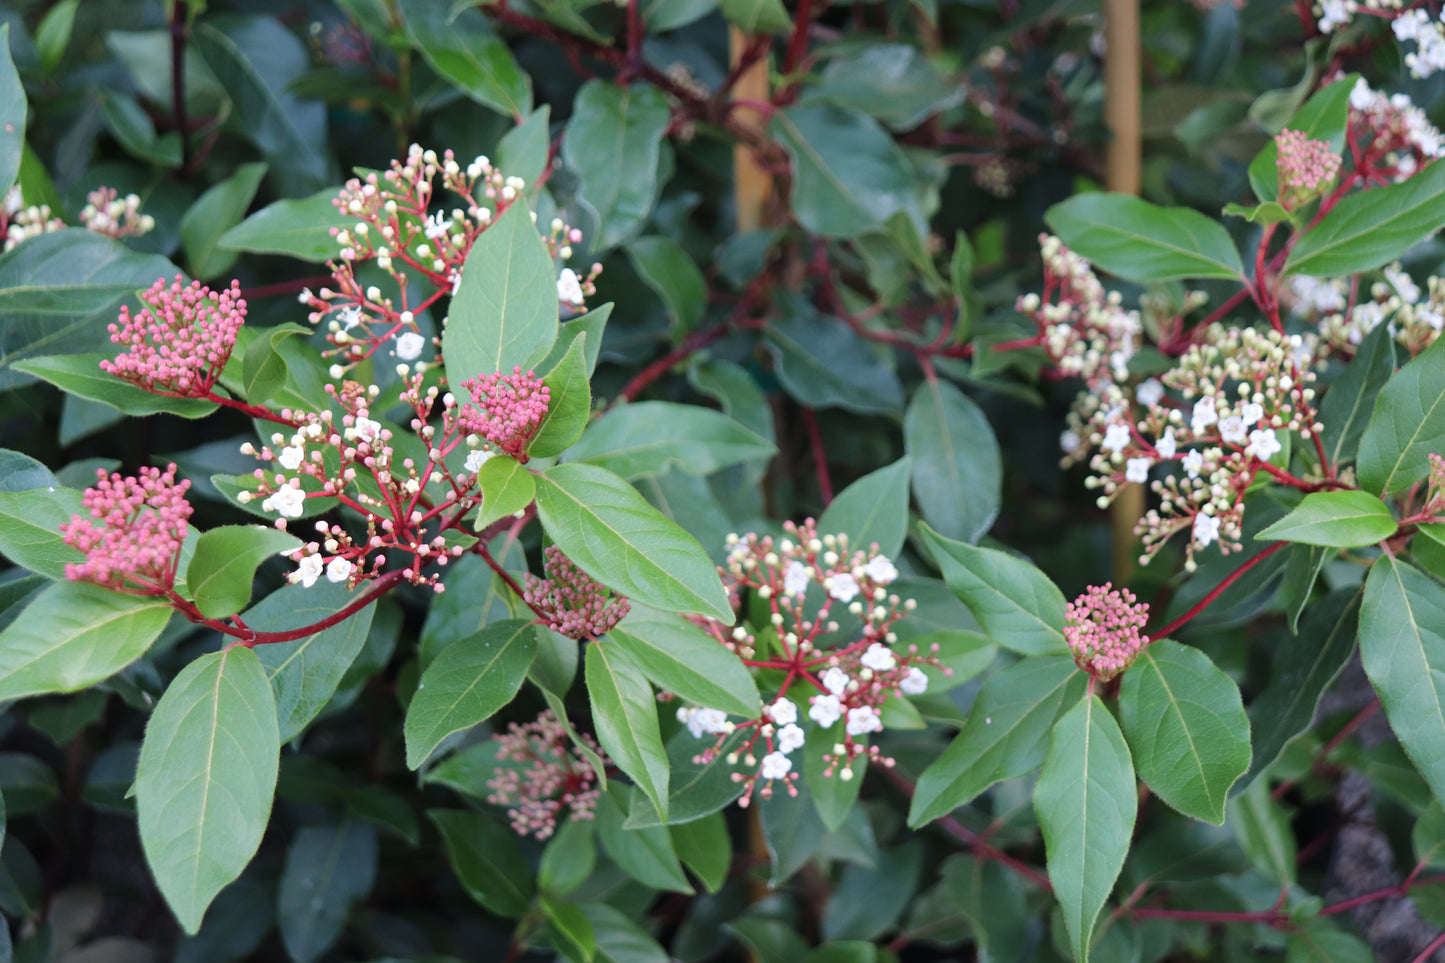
278,445,304,471
900,667,928,696
1219,416,1247,444
860,643,896,672
297,286,313,305
1240,402,1264,428
424,213,451,239
809,694,843,728
864,555,898,584
846,706,882,737
1182,449,1204,478
395,332,426,361
291,554,323,588
1191,396,1218,433
1247,428,1282,461
325,557,353,583
1124,457,1151,484
339,305,363,330
450,271,463,296
1102,423,1131,452
465,448,494,473
1386,266,1422,303
1193,512,1221,548
769,698,798,726
1061,429,1081,453
760,752,792,780
1136,378,1165,408
557,268,585,304
821,667,849,695
1155,429,1176,460
353,417,382,445
1318,0,1348,32
1290,275,1345,314
783,561,811,596
679,706,729,738
775,724,805,754
264,484,306,518
828,572,860,603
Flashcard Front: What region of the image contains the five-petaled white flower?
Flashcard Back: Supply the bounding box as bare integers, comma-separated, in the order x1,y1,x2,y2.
860,642,896,672
353,417,382,445
395,332,426,361
326,557,354,583
783,561,811,596
278,445,304,471
1191,396,1218,433
465,448,494,473
291,553,323,587
828,573,860,603
900,667,928,695
760,752,792,780
770,697,798,726
1155,429,1176,459
1125,457,1151,484
339,305,364,330
264,484,306,518
1239,402,1264,427
1136,378,1165,408
424,213,451,239
864,555,898,584
679,706,729,738
1193,512,1221,548
821,667,849,695
1182,450,1204,478
846,706,882,737
1247,428,1282,461
557,268,585,305
1102,423,1131,452
1219,416,1247,445
775,724,805,754
809,694,843,728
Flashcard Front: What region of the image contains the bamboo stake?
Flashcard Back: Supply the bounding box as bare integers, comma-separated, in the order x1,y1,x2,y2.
730,27,772,232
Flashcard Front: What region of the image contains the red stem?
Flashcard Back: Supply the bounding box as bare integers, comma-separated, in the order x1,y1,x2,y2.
196,570,406,646
1145,541,1288,641
614,325,729,406
802,406,833,506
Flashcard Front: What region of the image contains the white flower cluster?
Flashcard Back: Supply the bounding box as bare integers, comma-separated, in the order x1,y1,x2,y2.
1348,79,1445,170
1021,234,1143,388
1299,262,1444,355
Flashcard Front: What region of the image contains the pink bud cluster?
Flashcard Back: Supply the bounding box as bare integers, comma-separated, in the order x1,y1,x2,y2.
486,710,605,840
456,367,550,459
523,546,630,639
61,464,192,591
101,276,246,397
1019,234,1143,388
1064,583,1149,681
1275,129,1341,209
78,187,155,239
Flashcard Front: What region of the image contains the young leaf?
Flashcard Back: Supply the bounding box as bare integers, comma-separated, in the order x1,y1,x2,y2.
1360,555,1445,809
277,821,378,963
530,331,592,458
0,485,84,579
428,809,535,917
609,603,759,717
1034,694,1137,963
534,463,732,620
905,381,1001,545
1357,336,1445,496
586,642,669,821
0,580,171,699
181,162,268,279
443,202,558,382
137,646,280,934
1044,193,1245,281
817,456,912,559
185,525,300,619
470,455,536,531
1119,640,1251,824
908,656,1086,826
398,0,532,118
217,189,349,263
14,354,219,419
561,82,672,251
404,619,539,769
1256,490,1397,548
563,401,776,481
919,524,1068,656
1285,160,1445,277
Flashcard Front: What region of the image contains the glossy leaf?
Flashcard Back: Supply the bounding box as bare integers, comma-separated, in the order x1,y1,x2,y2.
821,842,924,941
185,525,299,619
1035,694,1137,963
404,619,539,769
137,646,280,934
759,769,828,884
181,162,267,279
1045,193,1245,281
471,454,537,531
530,330,592,458
534,463,732,620
1357,336,1445,496
562,82,672,251
905,380,1001,545
920,524,1068,656
909,656,1086,825
0,484,83,579
813,43,965,130
0,581,171,700
277,821,377,963
15,354,219,419
586,642,669,821
0,25,24,196
217,189,348,262
765,302,905,415
610,603,758,716
627,236,706,332
429,809,534,917
596,788,691,892
1256,490,1397,548
817,456,912,559
1286,158,1445,277
544,897,597,963
670,811,730,893
1319,320,1396,470
565,401,775,480
1248,76,1353,203
624,728,747,828
584,902,671,963
399,0,531,118
444,201,558,381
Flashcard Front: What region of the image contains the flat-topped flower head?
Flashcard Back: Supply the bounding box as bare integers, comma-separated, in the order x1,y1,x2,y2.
1275,129,1341,209
486,710,606,840
456,366,550,459
101,276,246,397
1064,583,1149,681
523,546,630,639
61,464,193,591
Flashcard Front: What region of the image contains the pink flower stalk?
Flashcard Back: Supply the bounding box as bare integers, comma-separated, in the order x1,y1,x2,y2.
1275,129,1341,208
456,366,550,458
523,546,630,639
61,464,192,591
1064,583,1149,681
486,710,605,840
101,276,246,397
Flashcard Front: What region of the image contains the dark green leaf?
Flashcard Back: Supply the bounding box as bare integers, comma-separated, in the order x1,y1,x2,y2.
565,401,776,480
539,817,596,897
906,380,1001,545
400,0,531,118
1045,193,1245,281
15,354,219,419
429,809,534,917
813,44,964,130
277,821,377,963
0,484,84,579
1320,320,1396,471
805,720,865,831
718,0,791,32
759,768,827,884
544,897,597,963
821,841,924,941
185,525,299,619
624,728,748,828
562,82,672,251
1357,335,1445,496
498,106,552,187
34,0,78,74
670,811,730,892
181,162,268,280
586,642,669,821
595,787,691,892
0,24,25,195
583,902,671,963
627,236,706,332
1228,779,1296,884
817,456,911,559
1286,159,1445,277
765,302,904,415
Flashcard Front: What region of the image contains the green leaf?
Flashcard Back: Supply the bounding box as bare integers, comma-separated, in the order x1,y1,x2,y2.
623,728,747,828
0,581,171,700
1256,490,1397,548
1118,640,1251,824
1228,779,1295,884
137,646,280,934
586,642,669,822
813,43,965,131
1360,555,1445,809
185,525,299,619
595,787,691,892
444,201,558,382
498,106,552,187
1319,320,1396,471
404,619,539,769
277,821,377,963
626,236,706,332
817,456,911,559
428,809,535,917
565,401,776,480
0,485,84,579
610,603,758,716
919,524,1068,656
1286,159,1445,277
821,842,924,941
102,91,181,166
1044,193,1246,281
1222,200,1291,225
1248,75,1354,204
399,0,531,118
718,0,791,32
670,811,730,893
0,24,25,196
772,103,921,239
534,463,732,620
181,162,268,280
217,189,349,263
1035,694,1137,963
905,380,1001,545
1357,336,1445,496
539,302,609,378
34,0,78,74
908,656,1086,825
539,818,597,897
241,322,314,408
530,330,592,458
562,82,672,252
544,897,597,963
470,454,537,531
765,301,905,415
14,354,219,419
805,721,865,830
759,768,827,884
583,902,671,963
1285,920,1375,963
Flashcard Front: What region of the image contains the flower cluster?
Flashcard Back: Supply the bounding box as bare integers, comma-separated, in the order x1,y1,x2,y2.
1294,263,1443,355
486,710,606,840
1064,583,1149,681
100,276,246,397
1392,7,1445,78
61,465,192,592
1346,78,1445,178
675,521,942,806
78,187,155,239
1275,129,1341,209
523,546,630,639
456,367,550,460
1019,234,1143,388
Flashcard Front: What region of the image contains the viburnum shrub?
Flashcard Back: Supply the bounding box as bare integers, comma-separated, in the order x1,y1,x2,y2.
4,2,1445,962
